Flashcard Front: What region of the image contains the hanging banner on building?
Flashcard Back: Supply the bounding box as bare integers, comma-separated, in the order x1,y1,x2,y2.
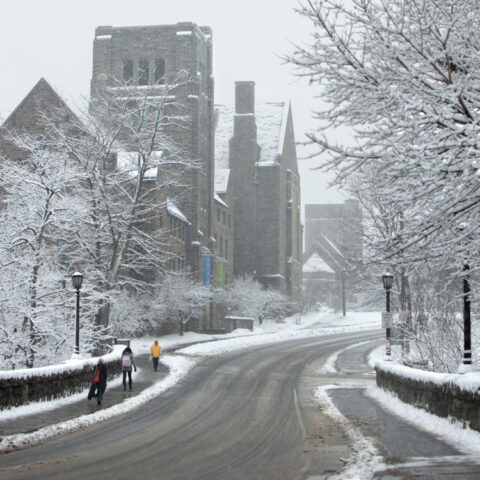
202,254,212,286
216,261,224,288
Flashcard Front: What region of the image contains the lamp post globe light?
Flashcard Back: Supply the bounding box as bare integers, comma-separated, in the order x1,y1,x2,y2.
382,271,393,358
71,272,84,356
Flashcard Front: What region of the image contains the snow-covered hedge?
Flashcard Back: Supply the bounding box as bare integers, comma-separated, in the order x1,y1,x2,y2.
375,361,480,432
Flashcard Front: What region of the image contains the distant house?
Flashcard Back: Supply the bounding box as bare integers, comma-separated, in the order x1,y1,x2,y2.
214,82,302,301
303,200,363,310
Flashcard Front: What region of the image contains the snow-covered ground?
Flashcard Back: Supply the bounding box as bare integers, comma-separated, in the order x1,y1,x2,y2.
3,307,480,476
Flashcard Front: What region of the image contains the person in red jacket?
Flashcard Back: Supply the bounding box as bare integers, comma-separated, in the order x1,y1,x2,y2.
88,358,108,405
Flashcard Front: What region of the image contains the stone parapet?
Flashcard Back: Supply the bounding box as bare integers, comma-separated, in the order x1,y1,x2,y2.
375,364,480,432
0,352,123,409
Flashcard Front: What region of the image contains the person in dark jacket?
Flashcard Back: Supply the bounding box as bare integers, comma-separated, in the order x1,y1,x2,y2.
121,346,137,391
88,358,108,405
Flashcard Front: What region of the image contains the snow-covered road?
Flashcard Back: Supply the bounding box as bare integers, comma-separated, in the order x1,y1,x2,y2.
2,309,480,479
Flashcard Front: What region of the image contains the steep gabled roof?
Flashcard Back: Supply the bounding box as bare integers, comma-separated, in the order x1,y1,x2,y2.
303,236,345,274
303,252,334,274
214,167,230,194
2,77,79,131
214,101,289,169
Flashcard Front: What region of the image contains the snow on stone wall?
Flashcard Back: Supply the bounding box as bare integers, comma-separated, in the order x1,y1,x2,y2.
375,361,480,432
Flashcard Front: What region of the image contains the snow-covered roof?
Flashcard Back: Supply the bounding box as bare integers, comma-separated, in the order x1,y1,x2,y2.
321,234,344,258
303,253,334,274
214,192,229,208
116,151,162,179
167,198,189,223
215,167,230,194
214,102,287,169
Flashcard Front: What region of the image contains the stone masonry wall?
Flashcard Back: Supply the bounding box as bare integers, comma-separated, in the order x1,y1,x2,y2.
0,356,123,409
375,366,480,432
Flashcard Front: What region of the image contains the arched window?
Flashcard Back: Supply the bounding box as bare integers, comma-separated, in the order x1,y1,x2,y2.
155,58,165,84
123,59,133,82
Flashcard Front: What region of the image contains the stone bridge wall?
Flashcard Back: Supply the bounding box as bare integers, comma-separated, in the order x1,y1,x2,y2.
0,353,123,409
375,365,480,432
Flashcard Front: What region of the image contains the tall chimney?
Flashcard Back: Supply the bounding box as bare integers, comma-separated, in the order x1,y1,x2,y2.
235,81,255,114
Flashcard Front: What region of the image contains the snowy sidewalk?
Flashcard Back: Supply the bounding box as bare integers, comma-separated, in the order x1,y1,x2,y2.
0,353,166,437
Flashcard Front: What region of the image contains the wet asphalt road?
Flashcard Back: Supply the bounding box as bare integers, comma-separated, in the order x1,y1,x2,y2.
2,329,480,479
0,330,379,480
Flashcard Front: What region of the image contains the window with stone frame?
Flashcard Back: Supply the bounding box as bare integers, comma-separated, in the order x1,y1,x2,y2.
155,58,166,84
123,59,133,83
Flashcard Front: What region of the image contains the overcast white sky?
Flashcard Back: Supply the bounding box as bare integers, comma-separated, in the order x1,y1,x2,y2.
0,0,346,213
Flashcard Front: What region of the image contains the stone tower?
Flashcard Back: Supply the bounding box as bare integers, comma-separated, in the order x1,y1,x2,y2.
90,23,215,275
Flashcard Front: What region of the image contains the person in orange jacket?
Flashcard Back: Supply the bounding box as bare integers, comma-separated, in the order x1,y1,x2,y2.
150,340,162,371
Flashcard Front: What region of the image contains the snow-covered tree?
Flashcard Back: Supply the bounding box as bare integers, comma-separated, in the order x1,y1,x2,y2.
110,272,211,336
215,276,291,324
37,74,196,329
288,0,480,273
288,0,480,369
0,74,199,365
0,138,104,368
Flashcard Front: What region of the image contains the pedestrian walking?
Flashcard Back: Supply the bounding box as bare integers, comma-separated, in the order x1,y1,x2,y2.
150,340,162,371
121,346,137,391
87,358,108,405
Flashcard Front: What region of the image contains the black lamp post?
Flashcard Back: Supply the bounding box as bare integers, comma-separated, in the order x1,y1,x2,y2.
382,271,393,357
71,272,84,356
462,262,472,369
457,223,473,372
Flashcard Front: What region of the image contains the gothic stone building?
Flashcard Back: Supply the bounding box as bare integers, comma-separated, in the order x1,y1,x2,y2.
0,77,191,282
90,23,215,280
2,23,302,308
215,82,302,301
